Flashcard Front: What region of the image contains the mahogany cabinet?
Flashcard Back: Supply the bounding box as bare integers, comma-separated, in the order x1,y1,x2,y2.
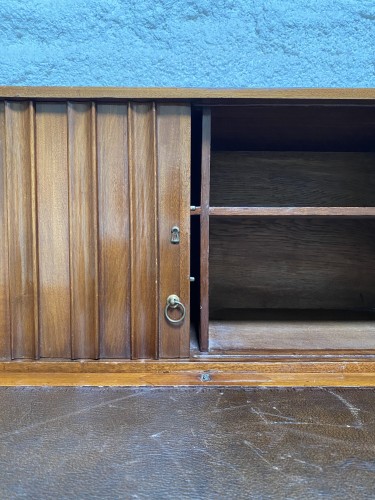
1,87,375,382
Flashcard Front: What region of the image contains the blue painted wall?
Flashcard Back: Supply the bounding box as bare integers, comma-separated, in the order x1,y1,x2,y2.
0,0,374,87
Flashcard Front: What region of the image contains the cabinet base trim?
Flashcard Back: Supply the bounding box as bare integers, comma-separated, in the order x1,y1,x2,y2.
2,361,375,387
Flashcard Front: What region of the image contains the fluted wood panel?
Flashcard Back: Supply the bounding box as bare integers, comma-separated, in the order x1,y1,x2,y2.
68,103,99,359
0,100,191,361
0,103,10,359
97,104,130,358
5,102,38,359
129,103,158,359
36,103,71,358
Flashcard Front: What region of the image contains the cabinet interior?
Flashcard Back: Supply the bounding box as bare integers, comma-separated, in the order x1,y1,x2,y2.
193,102,375,354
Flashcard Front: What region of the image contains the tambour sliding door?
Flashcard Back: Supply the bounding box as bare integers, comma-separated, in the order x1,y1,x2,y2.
0,100,190,361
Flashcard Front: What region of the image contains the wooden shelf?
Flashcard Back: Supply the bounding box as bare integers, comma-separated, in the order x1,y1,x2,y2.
209,310,375,351
190,206,201,215
208,207,375,217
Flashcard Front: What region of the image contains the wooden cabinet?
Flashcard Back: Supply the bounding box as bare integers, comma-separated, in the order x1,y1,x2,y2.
1,87,375,385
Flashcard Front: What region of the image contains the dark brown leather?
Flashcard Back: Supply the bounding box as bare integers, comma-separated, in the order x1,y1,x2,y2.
1,387,374,498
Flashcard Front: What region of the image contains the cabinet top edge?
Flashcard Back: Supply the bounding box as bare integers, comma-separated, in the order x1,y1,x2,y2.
0,86,374,101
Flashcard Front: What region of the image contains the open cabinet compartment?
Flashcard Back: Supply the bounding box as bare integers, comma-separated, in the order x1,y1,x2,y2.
195,102,375,354
209,217,375,351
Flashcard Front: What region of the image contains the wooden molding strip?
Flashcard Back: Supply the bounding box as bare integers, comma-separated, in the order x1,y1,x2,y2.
0,87,374,101
1,361,375,386
2,372,375,386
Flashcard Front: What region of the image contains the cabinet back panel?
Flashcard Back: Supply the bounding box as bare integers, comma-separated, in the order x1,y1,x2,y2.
209,218,375,314
211,106,375,152
210,152,375,207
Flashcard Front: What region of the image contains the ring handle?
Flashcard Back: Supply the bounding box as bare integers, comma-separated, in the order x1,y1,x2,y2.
165,294,186,325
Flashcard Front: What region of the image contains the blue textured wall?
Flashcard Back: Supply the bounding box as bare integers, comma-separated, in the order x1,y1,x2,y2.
0,0,374,87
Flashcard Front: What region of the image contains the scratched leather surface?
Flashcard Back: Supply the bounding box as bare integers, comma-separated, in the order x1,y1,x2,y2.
1,387,375,499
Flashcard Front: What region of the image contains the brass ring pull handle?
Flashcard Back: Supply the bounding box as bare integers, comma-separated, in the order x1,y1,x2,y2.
165,294,186,325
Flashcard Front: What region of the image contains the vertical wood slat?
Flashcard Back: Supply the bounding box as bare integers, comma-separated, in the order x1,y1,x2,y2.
200,108,211,351
0,102,10,358
30,102,39,359
129,103,158,359
157,105,191,358
5,102,38,359
97,104,130,358
36,103,71,358
68,102,99,359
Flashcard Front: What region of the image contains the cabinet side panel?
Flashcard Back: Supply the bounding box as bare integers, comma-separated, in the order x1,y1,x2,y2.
68,102,99,359
0,102,10,359
5,102,38,359
129,103,158,359
157,105,191,358
36,103,71,358
97,104,130,358
200,108,211,352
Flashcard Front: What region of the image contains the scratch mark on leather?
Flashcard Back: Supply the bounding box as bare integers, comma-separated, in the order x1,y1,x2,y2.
194,447,247,480
294,458,323,472
244,404,362,429
255,410,297,422
244,440,279,470
214,392,224,409
212,403,251,413
325,389,363,428
283,427,348,446
150,430,167,438
0,393,139,439
249,406,270,424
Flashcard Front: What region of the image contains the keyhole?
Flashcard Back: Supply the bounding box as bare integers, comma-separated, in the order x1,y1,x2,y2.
170,226,180,244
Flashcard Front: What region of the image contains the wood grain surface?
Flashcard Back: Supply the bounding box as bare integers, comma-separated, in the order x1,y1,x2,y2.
209,218,375,312
5,102,38,359
200,108,211,351
208,207,375,217
2,90,375,372
157,105,191,358
210,152,375,207
0,87,374,100
68,103,99,359
129,103,158,359
36,103,71,358
2,359,375,385
97,104,130,358
209,312,375,351
3,359,375,373
2,365,375,386
0,99,192,361
0,102,10,358
3,371,375,386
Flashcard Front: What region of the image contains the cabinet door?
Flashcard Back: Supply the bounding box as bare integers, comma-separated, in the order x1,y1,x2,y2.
157,105,191,358
0,100,190,360
129,103,191,359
